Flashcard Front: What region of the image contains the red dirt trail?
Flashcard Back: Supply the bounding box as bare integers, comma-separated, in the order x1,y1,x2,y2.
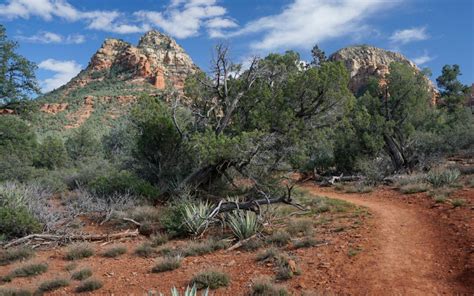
304,184,473,295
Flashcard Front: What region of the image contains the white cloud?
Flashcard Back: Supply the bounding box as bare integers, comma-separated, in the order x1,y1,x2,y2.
38,59,82,92
17,31,85,44
389,26,429,44
0,0,148,34
412,53,434,65
218,0,401,52
135,0,235,38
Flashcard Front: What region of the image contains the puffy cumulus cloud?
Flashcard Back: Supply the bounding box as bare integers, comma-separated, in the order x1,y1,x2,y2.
0,0,148,34
389,26,429,44
17,31,85,44
135,0,236,38
220,0,401,51
38,59,82,92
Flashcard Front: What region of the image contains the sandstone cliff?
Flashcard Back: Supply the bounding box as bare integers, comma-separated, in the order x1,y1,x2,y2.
330,45,436,98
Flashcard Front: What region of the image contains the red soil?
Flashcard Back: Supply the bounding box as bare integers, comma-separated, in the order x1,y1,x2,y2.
0,184,472,295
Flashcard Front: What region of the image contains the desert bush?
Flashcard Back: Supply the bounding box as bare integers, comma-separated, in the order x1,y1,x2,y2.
250,278,289,296
395,174,427,187
127,206,161,224
0,247,34,266
183,201,213,236
134,242,155,258
64,243,94,260
35,135,68,169
64,262,78,271
286,218,313,236
293,237,317,249
0,206,42,239
151,256,182,273
75,278,103,293
266,230,291,247
344,183,373,194
161,201,188,237
150,233,169,247
427,168,461,187
0,116,37,182
88,170,159,199
65,125,102,161
355,157,389,185
182,239,228,257
274,254,299,280
0,288,32,296
4,263,48,281
240,238,264,251
227,211,261,240
190,270,230,290
71,268,93,281
102,245,127,258
256,248,279,262
451,199,465,207
37,278,69,293
399,183,429,194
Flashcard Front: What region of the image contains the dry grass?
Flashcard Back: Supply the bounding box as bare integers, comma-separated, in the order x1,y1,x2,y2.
0,247,34,266
102,245,127,258
3,263,48,282
286,218,313,236
64,243,94,260
37,278,69,293
250,277,289,295
71,268,93,281
134,242,155,258
266,230,291,247
75,278,103,292
190,270,230,290
151,256,182,273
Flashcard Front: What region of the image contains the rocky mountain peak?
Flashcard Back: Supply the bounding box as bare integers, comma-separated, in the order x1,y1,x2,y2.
74,30,198,92
329,45,435,97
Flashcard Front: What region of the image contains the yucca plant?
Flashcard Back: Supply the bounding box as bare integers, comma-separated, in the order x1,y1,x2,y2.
183,201,213,236
227,211,261,240
426,168,460,187
169,285,208,296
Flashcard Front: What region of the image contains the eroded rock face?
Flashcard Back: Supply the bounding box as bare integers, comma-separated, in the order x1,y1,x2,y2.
83,30,197,92
330,45,436,99
40,103,69,114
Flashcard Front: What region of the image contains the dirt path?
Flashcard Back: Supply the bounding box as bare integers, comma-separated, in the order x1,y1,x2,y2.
304,184,470,295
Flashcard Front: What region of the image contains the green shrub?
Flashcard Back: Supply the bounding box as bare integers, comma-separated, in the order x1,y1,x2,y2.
75,278,103,293
71,268,93,281
266,230,291,247
399,183,429,194
64,262,78,271
0,247,34,266
250,278,289,296
65,125,101,161
88,170,159,198
134,242,155,258
102,245,127,258
5,263,48,280
427,168,461,187
150,233,169,247
0,288,32,296
151,256,182,273
190,270,230,290
286,218,313,236
227,211,261,240
37,278,69,292
0,206,42,238
35,135,68,169
161,201,188,237
64,243,94,260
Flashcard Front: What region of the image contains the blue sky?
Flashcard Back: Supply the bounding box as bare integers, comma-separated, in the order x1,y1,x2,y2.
1,0,472,93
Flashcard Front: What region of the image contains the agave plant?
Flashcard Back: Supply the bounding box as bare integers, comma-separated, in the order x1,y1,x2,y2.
227,210,261,240
426,168,460,187
183,201,213,236
170,285,208,296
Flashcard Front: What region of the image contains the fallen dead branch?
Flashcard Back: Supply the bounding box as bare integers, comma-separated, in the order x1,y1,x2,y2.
4,229,139,249
226,234,258,252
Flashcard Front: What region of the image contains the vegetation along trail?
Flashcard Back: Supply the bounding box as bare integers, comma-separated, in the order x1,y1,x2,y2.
304,183,471,295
